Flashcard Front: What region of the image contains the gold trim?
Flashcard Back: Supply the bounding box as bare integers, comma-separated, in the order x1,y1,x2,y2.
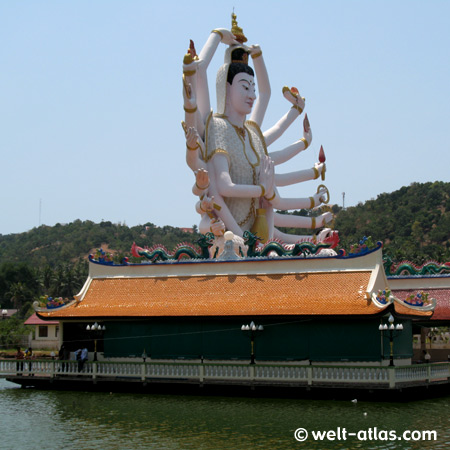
259,184,266,198
251,50,262,59
206,148,229,163
291,105,303,115
246,120,269,156
186,143,199,151
311,217,316,229
211,29,223,39
237,198,256,227
183,69,196,77
182,74,192,99
313,167,320,179
309,197,315,209
265,191,276,201
300,137,309,149
183,53,193,65
184,105,197,114
196,182,210,191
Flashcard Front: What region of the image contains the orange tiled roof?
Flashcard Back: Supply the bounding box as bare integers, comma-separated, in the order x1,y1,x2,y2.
393,302,434,318
39,271,385,318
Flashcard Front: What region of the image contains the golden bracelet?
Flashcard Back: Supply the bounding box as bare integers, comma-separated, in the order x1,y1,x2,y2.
211,29,223,39
183,105,197,114
183,69,196,77
309,197,315,209
265,191,276,201
251,50,262,59
199,204,207,213
311,217,316,229
258,184,266,197
313,167,320,179
291,105,303,115
195,182,210,191
300,137,309,149
186,143,199,151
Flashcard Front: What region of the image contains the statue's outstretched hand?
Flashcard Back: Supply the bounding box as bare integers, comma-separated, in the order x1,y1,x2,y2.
283,86,305,113
314,162,325,179
246,44,261,56
214,28,239,46
303,114,312,147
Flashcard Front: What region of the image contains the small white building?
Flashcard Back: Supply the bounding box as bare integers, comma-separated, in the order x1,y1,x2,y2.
24,313,59,350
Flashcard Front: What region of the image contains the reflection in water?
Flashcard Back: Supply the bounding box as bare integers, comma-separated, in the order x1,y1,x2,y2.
1,379,450,450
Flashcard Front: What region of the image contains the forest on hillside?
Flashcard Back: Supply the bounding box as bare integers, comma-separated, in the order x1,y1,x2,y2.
1,181,449,318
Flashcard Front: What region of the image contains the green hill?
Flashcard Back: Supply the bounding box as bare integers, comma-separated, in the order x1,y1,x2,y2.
335,181,450,263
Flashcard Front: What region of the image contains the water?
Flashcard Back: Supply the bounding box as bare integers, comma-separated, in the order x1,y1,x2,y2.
1,378,449,450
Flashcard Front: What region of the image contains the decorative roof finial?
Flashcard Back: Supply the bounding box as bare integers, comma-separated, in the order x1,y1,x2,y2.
231,12,247,44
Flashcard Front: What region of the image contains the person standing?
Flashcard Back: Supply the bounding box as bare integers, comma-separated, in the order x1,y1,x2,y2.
15,347,24,374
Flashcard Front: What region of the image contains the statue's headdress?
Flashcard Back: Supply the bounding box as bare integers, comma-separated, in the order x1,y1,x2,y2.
216,13,250,115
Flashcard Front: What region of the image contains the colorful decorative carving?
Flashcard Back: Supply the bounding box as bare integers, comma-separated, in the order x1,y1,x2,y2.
131,232,215,262
243,230,337,258
38,295,67,309
404,291,430,306
383,256,450,276
90,248,114,264
376,289,391,305
349,236,377,255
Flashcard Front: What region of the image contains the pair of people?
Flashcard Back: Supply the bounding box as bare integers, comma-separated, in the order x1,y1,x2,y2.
15,347,34,374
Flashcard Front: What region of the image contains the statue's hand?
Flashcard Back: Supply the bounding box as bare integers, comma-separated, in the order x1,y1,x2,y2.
314,162,325,178
303,114,312,146
195,167,210,191
214,28,239,46
182,58,201,73
186,127,199,146
210,218,226,236
283,86,305,113
247,44,261,56
200,194,214,212
317,212,334,228
259,156,275,199
314,187,328,206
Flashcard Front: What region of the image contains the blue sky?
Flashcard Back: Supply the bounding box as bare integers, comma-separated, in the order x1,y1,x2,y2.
1,1,449,235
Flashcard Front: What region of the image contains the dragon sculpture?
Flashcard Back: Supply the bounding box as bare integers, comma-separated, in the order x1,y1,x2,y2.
132,232,215,262
243,229,339,258
383,255,450,276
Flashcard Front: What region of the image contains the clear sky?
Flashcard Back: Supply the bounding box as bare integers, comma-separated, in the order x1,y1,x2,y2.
1,1,449,236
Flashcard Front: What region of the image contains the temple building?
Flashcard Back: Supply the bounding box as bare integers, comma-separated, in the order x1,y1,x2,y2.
35,242,434,365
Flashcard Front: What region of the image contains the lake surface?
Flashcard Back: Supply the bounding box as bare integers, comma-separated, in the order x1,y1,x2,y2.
1,378,449,450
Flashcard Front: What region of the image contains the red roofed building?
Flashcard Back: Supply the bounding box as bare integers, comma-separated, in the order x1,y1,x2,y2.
24,313,59,350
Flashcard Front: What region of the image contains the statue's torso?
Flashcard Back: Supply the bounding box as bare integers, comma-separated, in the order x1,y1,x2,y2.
206,115,267,229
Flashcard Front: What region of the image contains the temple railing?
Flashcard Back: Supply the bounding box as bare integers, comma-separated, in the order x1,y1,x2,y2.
1,360,449,389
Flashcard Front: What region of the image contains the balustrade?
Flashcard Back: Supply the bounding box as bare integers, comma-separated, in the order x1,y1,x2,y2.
1,360,449,389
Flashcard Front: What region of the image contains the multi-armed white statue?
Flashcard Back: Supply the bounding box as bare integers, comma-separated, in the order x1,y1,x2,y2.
182,13,333,247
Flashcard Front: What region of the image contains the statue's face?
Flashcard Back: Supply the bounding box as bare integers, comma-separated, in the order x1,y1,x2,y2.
227,72,256,116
